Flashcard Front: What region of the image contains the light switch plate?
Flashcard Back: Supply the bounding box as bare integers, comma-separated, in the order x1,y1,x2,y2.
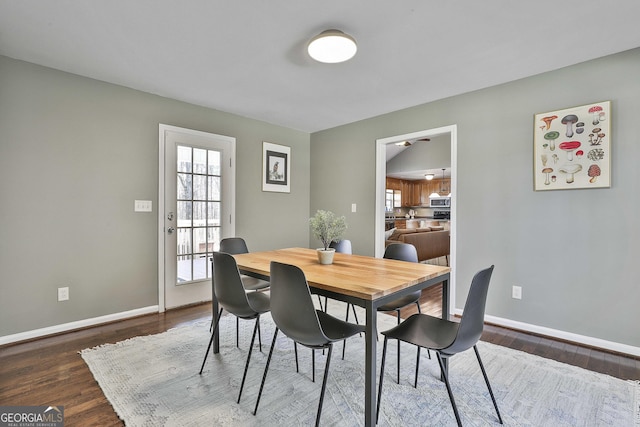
134,200,153,212
512,285,522,300
351,203,357,213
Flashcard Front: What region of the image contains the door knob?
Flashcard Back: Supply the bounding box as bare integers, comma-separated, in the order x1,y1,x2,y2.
167,227,175,234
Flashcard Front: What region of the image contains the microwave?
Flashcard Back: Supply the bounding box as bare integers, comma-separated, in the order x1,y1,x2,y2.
429,197,451,208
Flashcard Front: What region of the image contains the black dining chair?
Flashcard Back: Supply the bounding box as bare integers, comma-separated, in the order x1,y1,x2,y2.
379,242,428,383
217,237,270,348
253,261,366,427
376,265,502,427
199,252,270,404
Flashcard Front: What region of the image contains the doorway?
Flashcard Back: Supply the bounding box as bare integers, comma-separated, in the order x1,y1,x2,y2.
158,124,236,311
375,124,457,314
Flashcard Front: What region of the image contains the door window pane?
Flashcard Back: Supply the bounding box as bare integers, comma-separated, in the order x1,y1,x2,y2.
177,201,192,228
193,175,207,200
208,202,220,226
208,176,221,200
208,150,221,175
177,255,192,282
193,202,207,227
177,146,192,173
177,174,192,199
177,228,191,255
193,148,207,174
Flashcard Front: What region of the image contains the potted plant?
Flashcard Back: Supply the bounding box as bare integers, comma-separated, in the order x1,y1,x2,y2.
309,210,347,265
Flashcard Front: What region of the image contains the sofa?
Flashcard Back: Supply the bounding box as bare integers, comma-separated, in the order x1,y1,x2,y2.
385,227,450,265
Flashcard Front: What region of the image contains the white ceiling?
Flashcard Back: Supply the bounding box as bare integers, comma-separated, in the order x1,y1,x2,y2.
1,1,639,133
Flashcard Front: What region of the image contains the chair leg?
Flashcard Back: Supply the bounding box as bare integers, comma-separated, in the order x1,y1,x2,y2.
315,344,333,427
436,353,462,427
236,317,240,348
414,347,420,388
294,342,299,372
253,328,279,416
257,316,262,352
342,304,350,360
237,316,260,403
312,348,316,382
396,310,401,384
376,337,389,424
200,308,223,374
474,345,503,424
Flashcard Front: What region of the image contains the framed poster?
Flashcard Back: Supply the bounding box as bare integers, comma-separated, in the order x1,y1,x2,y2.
262,141,290,193
533,101,611,191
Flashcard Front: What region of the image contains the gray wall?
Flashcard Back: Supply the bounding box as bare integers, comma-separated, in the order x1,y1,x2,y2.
311,48,640,348
0,56,310,336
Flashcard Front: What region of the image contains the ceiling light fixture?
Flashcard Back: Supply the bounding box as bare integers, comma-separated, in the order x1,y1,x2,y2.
425,174,434,180
308,30,357,63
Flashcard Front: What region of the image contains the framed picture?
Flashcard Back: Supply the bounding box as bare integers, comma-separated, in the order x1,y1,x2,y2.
262,141,290,193
533,101,611,191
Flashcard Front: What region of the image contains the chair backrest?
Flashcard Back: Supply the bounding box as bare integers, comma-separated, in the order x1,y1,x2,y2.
269,261,329,348
219,237,250,255
329,239,352,254
445,265,495,355
383,242,418,263
212,252,256,317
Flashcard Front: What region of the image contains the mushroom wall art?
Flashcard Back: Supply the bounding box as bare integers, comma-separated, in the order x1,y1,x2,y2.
534,101,611,191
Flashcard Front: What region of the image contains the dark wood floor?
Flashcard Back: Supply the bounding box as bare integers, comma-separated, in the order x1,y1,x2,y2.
1,285,638,427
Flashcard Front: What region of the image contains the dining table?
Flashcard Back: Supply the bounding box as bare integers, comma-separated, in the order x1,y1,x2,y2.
216,247,451,427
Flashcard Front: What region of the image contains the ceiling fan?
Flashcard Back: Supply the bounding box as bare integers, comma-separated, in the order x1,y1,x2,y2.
395,137,430,147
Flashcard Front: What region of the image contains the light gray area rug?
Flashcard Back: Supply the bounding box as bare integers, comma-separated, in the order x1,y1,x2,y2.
81,302,639,426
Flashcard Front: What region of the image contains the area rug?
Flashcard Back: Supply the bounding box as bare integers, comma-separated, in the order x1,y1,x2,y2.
81,302,639,426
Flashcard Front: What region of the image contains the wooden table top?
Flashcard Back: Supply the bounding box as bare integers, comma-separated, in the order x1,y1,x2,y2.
232,247,450,301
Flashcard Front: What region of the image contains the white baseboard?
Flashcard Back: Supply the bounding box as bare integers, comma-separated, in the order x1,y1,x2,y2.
453,308,640,357
0,306,159,346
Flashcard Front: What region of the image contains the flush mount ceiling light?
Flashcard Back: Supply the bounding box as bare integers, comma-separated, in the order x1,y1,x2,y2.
308,30,357,63
425,174,435,180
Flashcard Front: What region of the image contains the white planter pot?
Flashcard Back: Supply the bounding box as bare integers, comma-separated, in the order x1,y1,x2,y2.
316,248,336,265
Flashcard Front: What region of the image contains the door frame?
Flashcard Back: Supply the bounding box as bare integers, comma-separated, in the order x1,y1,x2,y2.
375,124,457,315
158,124,236,312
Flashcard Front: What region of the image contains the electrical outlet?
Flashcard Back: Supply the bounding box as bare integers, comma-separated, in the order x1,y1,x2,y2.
58,287,69,301
512,285,522,300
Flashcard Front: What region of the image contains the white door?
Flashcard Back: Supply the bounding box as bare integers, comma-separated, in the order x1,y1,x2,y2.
159,125,235,311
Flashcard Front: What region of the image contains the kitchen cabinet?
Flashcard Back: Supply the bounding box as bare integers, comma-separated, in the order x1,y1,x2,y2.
401,181,414,206
385,177,402,191
394,219,406,229
412,183,422,206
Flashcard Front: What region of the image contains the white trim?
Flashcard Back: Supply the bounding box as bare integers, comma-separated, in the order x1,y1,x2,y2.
453,309,640,357
0,306,159,346
375,124,458,316
158,127,167,312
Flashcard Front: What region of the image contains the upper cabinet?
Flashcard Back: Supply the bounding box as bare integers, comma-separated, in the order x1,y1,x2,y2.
387,177,451,207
